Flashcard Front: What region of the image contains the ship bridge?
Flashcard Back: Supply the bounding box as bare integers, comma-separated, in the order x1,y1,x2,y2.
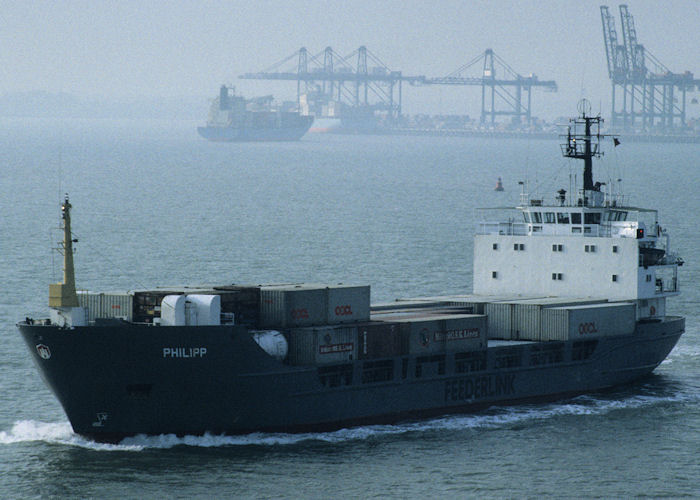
473,202,680,311
477,204,659,241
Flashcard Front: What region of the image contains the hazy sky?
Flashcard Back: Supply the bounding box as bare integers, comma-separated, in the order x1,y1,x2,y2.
2,0,699,119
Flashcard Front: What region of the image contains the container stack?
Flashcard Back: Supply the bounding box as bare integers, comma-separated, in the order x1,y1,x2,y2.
485,298,634,341
284,312,488,366
259,284,370,328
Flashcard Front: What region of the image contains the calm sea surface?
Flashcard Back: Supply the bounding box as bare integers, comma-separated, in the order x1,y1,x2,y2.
1,118,699,498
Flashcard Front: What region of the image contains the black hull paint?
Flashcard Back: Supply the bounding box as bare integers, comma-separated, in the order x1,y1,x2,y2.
18,317,684,443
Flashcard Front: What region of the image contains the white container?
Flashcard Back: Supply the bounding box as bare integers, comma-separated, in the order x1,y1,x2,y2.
77,291,134,322
161,295,185,326
187,295,221,326
510,298,608,341
485,303,513,340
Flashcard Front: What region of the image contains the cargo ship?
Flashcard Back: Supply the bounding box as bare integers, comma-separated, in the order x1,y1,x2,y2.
18,103,685,443
197,86,313,142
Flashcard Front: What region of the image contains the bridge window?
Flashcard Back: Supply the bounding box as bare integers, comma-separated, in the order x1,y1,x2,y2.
571,213,582,224
557,213,570,224
610,211,628,221
544,212,556,223
584,213,601,224
532,212,542,223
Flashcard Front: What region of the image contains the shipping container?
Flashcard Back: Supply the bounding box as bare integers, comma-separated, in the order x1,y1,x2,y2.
213,286,261,326
326,285,370,324
132,290,184,323
78,291,133,322
357,322,405,359
541,302,636,341
371,304,478,321
375,299,453,311
441,315,488,351
371,310,446,321
444,294,515,315
398,317,444,354
485,303,513,339
486,298,608,340
260,283,370,328
391,294,544,315
286,325,358,365
510,298,608,341
260,285,327,328
392,314,487,354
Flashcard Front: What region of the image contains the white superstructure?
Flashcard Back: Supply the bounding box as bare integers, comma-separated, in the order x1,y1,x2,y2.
473,103,682,321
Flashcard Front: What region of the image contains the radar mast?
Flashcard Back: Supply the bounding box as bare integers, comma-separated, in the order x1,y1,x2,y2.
561,99,604,193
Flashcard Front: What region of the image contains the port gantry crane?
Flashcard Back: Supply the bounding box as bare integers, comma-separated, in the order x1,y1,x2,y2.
240,46,425,120
600,4,700,132
423,49,557,127
240,47,557,126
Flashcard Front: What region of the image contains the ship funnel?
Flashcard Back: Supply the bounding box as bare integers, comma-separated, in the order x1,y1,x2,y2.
219,85,230,110
49,195,79,308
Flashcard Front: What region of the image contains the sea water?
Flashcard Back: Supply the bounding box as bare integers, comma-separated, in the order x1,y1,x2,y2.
1,117,698,498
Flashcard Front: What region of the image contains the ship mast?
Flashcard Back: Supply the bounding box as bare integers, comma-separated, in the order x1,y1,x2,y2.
48,195,79,308
561,99,604,193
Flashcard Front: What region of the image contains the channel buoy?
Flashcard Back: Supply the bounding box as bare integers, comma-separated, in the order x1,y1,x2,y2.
495,177,504,191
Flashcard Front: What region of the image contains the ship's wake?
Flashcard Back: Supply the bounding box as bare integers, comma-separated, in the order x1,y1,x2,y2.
0,420,142,451
1,385,695,451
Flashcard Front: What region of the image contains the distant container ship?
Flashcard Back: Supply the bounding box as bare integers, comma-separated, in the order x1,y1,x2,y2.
300,93,381,134
197,86,313,142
